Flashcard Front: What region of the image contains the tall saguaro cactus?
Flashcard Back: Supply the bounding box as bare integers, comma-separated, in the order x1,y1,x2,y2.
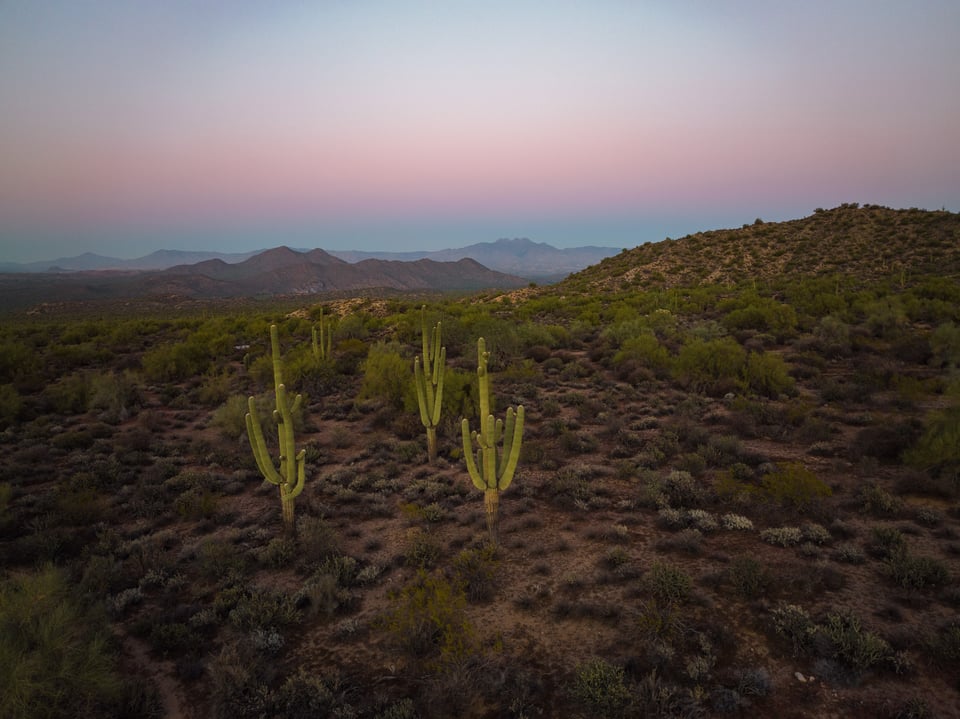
246,325,306,533
414,307,445,463
462,337,524,546
312,307,332,363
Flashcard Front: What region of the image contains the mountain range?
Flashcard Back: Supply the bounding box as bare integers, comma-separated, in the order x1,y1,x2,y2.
0,238,621,282
0,245,538,311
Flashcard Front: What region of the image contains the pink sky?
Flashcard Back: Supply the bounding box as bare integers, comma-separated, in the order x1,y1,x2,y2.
1,1,958,262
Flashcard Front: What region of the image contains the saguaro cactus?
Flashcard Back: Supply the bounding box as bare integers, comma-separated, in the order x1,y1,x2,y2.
312,307,332,363
414,307,445,463
246,325,306,533
461,337,524,546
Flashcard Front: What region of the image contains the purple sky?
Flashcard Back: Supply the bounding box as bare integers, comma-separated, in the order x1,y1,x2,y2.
1,1,958,263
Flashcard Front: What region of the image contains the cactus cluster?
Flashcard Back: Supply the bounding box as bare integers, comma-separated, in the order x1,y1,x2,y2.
462,337,524,546
414,306,445,463
246,325,306,533
312,307,332,363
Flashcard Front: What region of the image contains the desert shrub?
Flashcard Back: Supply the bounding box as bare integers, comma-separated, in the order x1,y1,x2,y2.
743,351,796,398
0,340,32,383
173,486,220,520
813,315,852,357
141,340,210,382
833,543,866,564
720,513,754,531
612,332,672,374
0,566,124,719
258,537,297,568
927,618,960,664
771,603,817,655
87,370,142,421
863,297,908,339
265,669,338,716
884,552,950,592
359,342,415,411
857,483,902,516
801,522,832,545
930,321,960,368
645,561,692,603
43,371,90,414
571,658,631,716
760,526,803,547
212,394,251,439
729,556,771,599
868,526,907,559
0,383,23,427
228,587,300,631
404,528,441,569
905,405,960,487
722,297,797,340
661,469,707,508
851,422,921,463
384,570,475,664
207,640,269,719
452,546,498,602
673,336,746,395
297,516,340,560
819,610,893,672
758,462,831,511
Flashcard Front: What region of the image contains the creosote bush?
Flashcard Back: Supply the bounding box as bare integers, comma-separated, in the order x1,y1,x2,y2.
383,569,475,665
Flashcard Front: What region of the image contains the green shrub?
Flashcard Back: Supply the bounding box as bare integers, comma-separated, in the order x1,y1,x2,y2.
359,342,415,411
743,351,796,398
885,552,950,592
771,603,816,656
0,566,124,719
760,526,803,547
930,322,960,368
759,462,832,511
905,405,960,487
857,482,902,516
819,610,892,672
813,315,852,357
0,384,22,428
673,336,746,395
384,570,475,664
452,546,498,602
612,332,671,373
868,526,907,559
645,561,692,603
141,340,209,382
729,557,771,599
228,587,300,631
572,658,631,716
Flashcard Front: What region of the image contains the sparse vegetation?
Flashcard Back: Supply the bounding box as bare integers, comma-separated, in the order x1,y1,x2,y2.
1,206,959,717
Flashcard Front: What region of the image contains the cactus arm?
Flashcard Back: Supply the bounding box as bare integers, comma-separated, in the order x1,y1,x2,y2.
431,349,445,425
246,398,282,486
477,338,490,422
497,405,524,491
462,418,486,490
270,325,284,393
431,323,443,384
287,449,307,500
414,357,431,427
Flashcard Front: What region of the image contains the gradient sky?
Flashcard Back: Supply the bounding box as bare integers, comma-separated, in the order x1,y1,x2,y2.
1,1,958,263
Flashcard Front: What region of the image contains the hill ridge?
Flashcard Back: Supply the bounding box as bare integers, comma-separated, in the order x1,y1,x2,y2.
561,204,960,293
